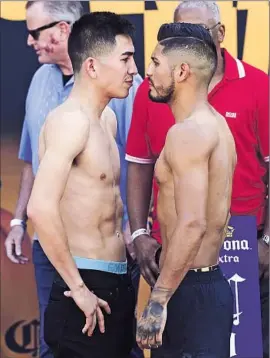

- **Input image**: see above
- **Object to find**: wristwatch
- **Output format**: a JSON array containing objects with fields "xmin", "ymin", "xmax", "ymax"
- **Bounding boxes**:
[{"xmin": 262, "ymin": 234, "xmax": 270, "ymax": 246}]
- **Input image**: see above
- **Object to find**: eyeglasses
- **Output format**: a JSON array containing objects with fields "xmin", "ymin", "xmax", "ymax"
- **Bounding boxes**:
[
  {"xmin": 28, "ymin": 21, "xmax": 70, "ymax": 40},
  {"xmin": 200, "ymin": 22, "xmax": 221, "ymax": 32}
]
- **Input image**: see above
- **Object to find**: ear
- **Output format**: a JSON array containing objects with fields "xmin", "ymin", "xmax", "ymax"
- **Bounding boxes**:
[
  {"xmin": 176, "ymin": 63, "xmax": 190, "ymax": 83},
  {"xmin": 83, "ymin": 57, "xmax": 98, "ymax": 79},
  {"xmin": 217, "ymin": 24, "xmax": 225, "ymax": 44},
  {"xmin": 58, "ymin": 21, "xmax": 70, "ymax": 42}
]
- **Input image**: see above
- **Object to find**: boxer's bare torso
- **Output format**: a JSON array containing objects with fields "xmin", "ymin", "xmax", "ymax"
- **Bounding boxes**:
[
  {"xmin": 39, "ymin": 100, "xmax": 125, "ymax": 263},
  {"xmin": 155, "ymin": 105, "xmax": 236, "ymax": 269}
]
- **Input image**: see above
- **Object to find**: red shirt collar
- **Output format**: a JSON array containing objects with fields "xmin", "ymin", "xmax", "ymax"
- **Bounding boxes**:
[{"xmin": 223, "ymin": 48, "xmax": 246, "ymax": 81}]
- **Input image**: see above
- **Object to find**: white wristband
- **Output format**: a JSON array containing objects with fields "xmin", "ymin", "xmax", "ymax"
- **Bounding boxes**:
[
  {"xmin": 262, "ymin": 234, "xmax": 270, "ymax": 246},
  {"xmin": 10, "ymin": 219, "xmax": 26, "ymax": 228},
  {"xmin": 131, "ymin": 228, "xmax": 149, "ymax": 242}
]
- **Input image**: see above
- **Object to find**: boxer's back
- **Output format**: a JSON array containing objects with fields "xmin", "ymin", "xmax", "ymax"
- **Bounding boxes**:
[
  {"xmin": 155, "ymin": 105, "xmax": 236, "ymax": 268},
  {"xmin": 39, "ymin": 100, "xmax": 125, "ymax": 262}
]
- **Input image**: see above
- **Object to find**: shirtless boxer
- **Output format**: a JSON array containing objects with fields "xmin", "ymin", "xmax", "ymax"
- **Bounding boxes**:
[
  {"xmin": 136, "ymin": 23, "xmax": 236, "ymax": 357},
  {"xmin": 27, "ymin": 12, "xmax": 138, "ymax": 358}
]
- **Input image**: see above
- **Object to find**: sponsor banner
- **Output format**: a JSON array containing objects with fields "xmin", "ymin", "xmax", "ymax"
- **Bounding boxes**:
[{"xmin": 220, "ymin": 215, "xmax": 263, "ymax": 358}]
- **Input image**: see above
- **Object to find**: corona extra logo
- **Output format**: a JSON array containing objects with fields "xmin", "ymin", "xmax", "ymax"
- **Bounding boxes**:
[
  {"xmin": 5, "ymin": 319, "xmax": 40, "ymax": 357},
  {"xmin": 226, "ymin": 225, "xmax": 235, "ymax": 238}
]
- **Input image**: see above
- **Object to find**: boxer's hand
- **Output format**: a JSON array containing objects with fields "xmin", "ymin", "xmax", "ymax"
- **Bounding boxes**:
[
  {"xmin": 64, "ymin": 285, "xmax": 111, "ymax": 336},
  {"xmin": 136, "ymin": 300, "xmax": 167, "ymax": 350},
  {"xmin": 258, "ymin": 238, "xmax": 269, "ymax": 279},
  {"xmin": 133, "ymin": 235, "xmax": 161, "ymax": 287},
  {"xmin": 5, "ymin": 226, "xmax": 29, "ymax": 264}
]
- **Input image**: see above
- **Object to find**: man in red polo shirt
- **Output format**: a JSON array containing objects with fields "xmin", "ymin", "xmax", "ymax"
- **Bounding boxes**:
[{"xmin": 126, "ymin": 1, "xmax": 269, "ymax": 356}]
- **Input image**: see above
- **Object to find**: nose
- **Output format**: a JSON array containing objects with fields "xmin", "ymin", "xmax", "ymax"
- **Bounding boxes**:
[
  {"xmin": 27, "ymin": 34, "xmax": 35, "ymax": 47},
  {"xmin": 146, "ymin": 62, "xmax": 153, "ymax": 78},
  {"xmin": 129, "ymin": 57, "xmax": 138, "ymax": 76}
]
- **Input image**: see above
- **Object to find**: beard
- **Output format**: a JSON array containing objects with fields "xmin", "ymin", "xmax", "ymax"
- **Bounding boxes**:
[{"xmin": 148, "ymin": 78, "xmax": 175, "ymax": 104}]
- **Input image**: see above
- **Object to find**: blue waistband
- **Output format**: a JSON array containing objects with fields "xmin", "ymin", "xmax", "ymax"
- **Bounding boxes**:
[{"xmin": 73, "ymin": 256, "xmax": 127, "ymax": 274}]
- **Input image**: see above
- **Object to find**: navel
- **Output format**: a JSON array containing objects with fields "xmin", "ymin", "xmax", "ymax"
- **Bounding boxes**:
[{"xmin": 100, "ymin": 173, "xmax": 106, "ymax": 180}]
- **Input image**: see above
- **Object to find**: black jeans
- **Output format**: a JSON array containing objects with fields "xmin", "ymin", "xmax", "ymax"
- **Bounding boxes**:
[
  {"xmin": 151, "ymin": 267, "xmax": 233, "ymax": 358},
  {"xmin": 44, "ymin": 269, "xmax": 135, "ymax": 358}
]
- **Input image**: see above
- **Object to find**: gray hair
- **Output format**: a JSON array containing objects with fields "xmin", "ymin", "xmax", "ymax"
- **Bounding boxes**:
[
  {"xmin": 26, "ymin": 1, "xmax": 84, "ymax": 24},
  {"xmin": 175, "ymin": 1, "xmax": 220, "ymax": 23}
]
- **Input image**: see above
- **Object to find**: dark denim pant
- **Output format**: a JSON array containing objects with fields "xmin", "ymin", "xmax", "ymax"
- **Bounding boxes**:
[
  {"xmin": 45, "ymin": 270, "xmax": 135, "ymax": 358},
  {"xmin": 260, "ymin": 271, "xmax": 269, "ymax": 358},
  {"xmin": 32, "ymin": 241, "xmax": 143, "ymax": 358},
  {"xmin": 151, "ymin": 267, "xmax": 234, "ymax": 358}
]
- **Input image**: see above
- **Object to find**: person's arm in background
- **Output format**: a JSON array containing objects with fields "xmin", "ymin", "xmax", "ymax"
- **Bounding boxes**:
[
  {"xmin": 256, "ymin": 71, "xmax": 269, "ymax": 278},
  {"xmin": 125, "ymin": 79, "xmax": 161, "ymax": 287},
  {"xmin": 5, "ymin": 118, "xmax": 34, "ymax": 264},
  {"xmin": 109, "ymin": 73, "xmax": 143, "ymax": 259}
]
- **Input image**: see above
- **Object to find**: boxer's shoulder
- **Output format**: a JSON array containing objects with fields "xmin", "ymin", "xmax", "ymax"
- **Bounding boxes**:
[
  {"xmin": 42, "ymin": 104, "xmax": 90, "ymax": 151},
  {"xmin": 164, "ymin": 116, "xmax": 217, "ymax": 166}
]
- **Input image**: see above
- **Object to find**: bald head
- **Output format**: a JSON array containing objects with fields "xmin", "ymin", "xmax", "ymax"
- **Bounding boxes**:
[{"xmin": 174, "ymin": 1, "xmax": 220, "ymax": 24}]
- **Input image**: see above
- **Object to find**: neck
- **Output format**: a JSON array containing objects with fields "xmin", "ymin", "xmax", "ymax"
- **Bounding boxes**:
[
  {"xmin": 213, "ymin": 47, "xmax": 225, "ymax": 79},
  {"xmin": 170, "ymin": 87, "xmax": 208, "ymax": 123},
  {"xmin": 215, "ymin": 47, "xmax": 225, "ymax": 76},
  {"xmin": 57, "ymin": 54, "xmax": 73, "ymax": 75},
  {"xmin": 70, "ymin": 76, "xmax": 110, "ymax": 119}
]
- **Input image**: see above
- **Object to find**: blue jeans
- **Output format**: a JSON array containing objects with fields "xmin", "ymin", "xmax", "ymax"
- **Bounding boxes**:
[
  {"xmin": 32, "ymin": 241, "xmax": 55, "ymax": 358},
  {"xmin": 32, "ymin": 241, "xmax": 144, "ymax": 358}
]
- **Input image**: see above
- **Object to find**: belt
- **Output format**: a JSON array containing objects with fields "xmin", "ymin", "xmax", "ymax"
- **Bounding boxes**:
[{"xmin": 190, "ymin": 264, "xmax": 219, "ymax": 273}]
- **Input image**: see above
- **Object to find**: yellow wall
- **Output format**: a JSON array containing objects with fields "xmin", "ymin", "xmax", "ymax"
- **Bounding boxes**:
[{"xmin": 1, "ymin": 1, "xmax": 269, "ymax": 72}]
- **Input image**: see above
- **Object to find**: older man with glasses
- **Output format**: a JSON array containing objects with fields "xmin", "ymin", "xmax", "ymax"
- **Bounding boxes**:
[{"xmin": 4, "ymin": 2, "xmax": 143, "ymax": 358}]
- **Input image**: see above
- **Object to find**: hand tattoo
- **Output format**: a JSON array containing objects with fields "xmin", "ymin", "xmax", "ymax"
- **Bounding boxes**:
[
  {"xmin": 137, "ymin": 300, "xmax": 164, "ymax": 342},
  {"xmin": 137, "ymin": 287, "xmax": 173, "ymax": 349}
]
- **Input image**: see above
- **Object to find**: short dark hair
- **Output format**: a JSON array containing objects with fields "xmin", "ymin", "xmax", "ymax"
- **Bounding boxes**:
[
  {"xmin": 68, "ymin": 12, "xmax": 135, "ymax": 74},
  {"xmin": 157, "ymin": 23, "xmax": 217, "ymax": 85}
]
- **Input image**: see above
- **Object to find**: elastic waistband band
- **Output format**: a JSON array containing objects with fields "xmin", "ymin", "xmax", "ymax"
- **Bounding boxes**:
[
  {"xmin": 73, "ymin": 256, "xmax": 127, "ymax": 274},
  {"xmin": 190, "ymin": 264, "xmax": 219, "ymax": 273}
]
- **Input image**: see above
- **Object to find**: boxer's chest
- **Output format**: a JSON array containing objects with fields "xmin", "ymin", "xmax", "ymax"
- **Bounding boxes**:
[{"xmin": 154, "ymin": 149, "xmax": 172, "ymax": 187}]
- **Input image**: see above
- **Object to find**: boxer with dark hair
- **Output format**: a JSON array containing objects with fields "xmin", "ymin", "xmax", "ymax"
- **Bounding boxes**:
[
  {"xmin": 136, "ymin": 23, "xmax": 236, "ymax": 358},
  {"xmin": 28, "ymin": 12, "xmax": 138, "ymax": 358}
]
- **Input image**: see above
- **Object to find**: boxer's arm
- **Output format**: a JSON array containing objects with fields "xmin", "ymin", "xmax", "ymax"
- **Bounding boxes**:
[
  {"xmin": 151, "ymin": 125, "xmax": 215, "ymax": 304},
  {"xmin": 27, "ymin": 111, "xmax": 89, "ymax": 292}
]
